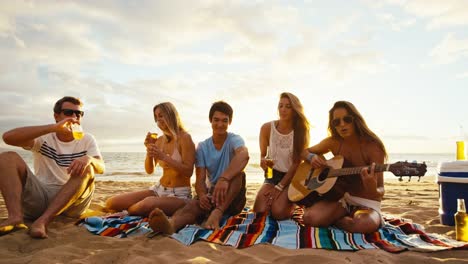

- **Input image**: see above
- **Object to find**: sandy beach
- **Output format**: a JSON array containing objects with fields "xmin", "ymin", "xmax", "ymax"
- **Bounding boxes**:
[{"xmin": 1, "ymin": 176, "xmax": 468, "ymax": 264}]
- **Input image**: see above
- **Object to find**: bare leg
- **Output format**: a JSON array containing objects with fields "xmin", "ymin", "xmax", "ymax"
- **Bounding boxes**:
[
  {"xmin": 105, "ymin": 190, "xmax": 155, "ymax": 212},
  {"xmin": 203, "ymin": 174, "xmax": 243, "ymax": 230},
  {"xmin": 29, "ymin": 166, "xmax": 95, "ymax": 238},
  {"xmin": 302, "ymin": 200, "xmax": 346, "ymax": 227},
  {"xmin": 253, "ymin": 184, "xmax": 274, "ymax": 213},
  {"xmin": 128, "ymin": 196, "xmax": 187, "ymax": 216},
  {"xmin": 270, "ymin": 186, "xmax": 295, "ymax": 220},
  {"xmin": 335, "ymin": 209, "xmax": 381, "ymax": 233},
  {"xmin": 0, "ymin": 152, "xmax": 28, "ymax": 229}
]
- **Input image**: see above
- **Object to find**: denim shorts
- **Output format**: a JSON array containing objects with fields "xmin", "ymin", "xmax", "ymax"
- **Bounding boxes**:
[
  {"xmin": 263, "ymin": 169, "xmax": 286, "ymax": 185},
  {"xmin": 149, "ymin": 184, "xmax": 192, "ymax": 201}
]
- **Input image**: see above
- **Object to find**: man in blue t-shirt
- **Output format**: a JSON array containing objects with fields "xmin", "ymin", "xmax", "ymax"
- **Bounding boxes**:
[{"xmin": 149, "ymin": 101, "xmax": 249, "ymax": 234}]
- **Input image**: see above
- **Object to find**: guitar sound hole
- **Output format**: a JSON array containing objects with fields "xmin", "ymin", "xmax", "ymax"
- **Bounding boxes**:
[{"xmin": 317, "ymin": 168, "xmax": 329, "ymax": 183}]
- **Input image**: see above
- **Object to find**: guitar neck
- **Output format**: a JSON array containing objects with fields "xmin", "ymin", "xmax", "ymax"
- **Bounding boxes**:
[{"xmin": 329, "ymin": 164, "xmax": 390, "ymax": 178}]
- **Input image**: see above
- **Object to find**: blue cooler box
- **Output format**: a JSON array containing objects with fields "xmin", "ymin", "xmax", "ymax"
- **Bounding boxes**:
[{"xmin": 437, "ymin": 161, "xmax": 468, "ymax": 226}]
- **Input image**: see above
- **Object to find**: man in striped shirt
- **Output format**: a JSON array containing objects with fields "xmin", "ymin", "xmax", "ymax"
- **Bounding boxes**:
[{"xmin": 0, "ymin": 96, "xmax": 105, "ymax": 238}]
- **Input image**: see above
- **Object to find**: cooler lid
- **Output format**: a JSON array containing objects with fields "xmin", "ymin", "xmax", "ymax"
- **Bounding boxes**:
[{"xmin": 438, "ymin": 161, "xmax": 468, "ymax": 173}]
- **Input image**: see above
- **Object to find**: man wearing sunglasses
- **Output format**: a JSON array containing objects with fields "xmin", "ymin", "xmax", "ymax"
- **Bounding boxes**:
[{"xmin": 0, "ymin": 96, "xmax": 105, "ymax": 238}]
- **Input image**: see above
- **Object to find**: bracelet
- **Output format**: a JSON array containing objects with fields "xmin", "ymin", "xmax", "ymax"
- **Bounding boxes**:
[
  {"xmin": 306, "ymin": 152, "xmax": 316, "ymax": 162},
  {"xmin": 274, "ymin": 184, "xmax": 284, "ymax": 192}
]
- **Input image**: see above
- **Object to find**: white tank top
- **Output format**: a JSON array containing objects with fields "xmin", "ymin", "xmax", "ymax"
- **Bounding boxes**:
[{"xmin": 269, "ymin": 121, "xmax": 293, "ymax": 173}]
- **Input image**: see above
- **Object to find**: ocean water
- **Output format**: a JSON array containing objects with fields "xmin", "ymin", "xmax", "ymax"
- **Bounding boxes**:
[{"xmin": 13, "ymin": 151, "xmax": 455, "ymax": 184}]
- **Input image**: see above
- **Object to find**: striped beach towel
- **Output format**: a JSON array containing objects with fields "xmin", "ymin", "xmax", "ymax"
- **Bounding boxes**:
[
  {"xmin": 172, "ymin": 208, "xmax": 468, "ymax": 253},
  {"xmin": 78, "ymin": 212, "xmax": 153, "ymax": 238},
  {"xmin": 79, "ymin": 209, "xmax": 468, "ymax": 252}
]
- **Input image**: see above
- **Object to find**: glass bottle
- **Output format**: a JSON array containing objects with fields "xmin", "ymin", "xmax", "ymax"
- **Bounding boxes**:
[
  {"xmin": 455, "ymin": 198, "xmax": 468, "ymax": 242},
  {"xmin": 264, "ymin": 146, "xmax": 274, "ymax": 179},
  {"xmin": 456, "ymin": 125, "xmax": 466, "ymax": 160}
]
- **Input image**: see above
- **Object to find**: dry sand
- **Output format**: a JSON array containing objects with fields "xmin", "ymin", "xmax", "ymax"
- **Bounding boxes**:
[{"xmin": 1, "ymin": 176, "xmax": 468, "ymax": 264}]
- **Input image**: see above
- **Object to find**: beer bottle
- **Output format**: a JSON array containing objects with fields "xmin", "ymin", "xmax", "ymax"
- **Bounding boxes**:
[
  {"xmin": 455, "ymin": 198, "xmax": 468, "ymax": 242},
  {"xmin": 264, "ymin": 146, "xmax": 274, "ymax": 179}
]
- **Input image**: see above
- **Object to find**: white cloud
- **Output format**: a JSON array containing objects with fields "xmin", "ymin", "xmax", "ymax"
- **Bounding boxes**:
[
  {"xmin": 383, "ymin": 0, "xmax": 468, "ymax": 29},
  {"xmin": 430, "ymin": 33, "xmax": 468, "ymax": 64},
  {"xmin": 376, "ymin": 13, "xmax": 416, "ymax": 31},
  {"xmin": 1, "ymin": 0, "xmax": 466, "ymax": 154},
  {"xmin": 456, "ymin": 71, "xmax": 468, "ymax": 79}
]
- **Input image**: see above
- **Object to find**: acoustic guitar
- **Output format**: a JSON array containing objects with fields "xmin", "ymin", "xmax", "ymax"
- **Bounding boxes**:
[{"xmin": 288, "ymin": 155, "xmax": 427, "ymax": 204}]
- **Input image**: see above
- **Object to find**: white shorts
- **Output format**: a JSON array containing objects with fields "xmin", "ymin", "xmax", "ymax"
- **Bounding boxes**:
[
  {"xmin": 149, "ymin": 184, "xmax": 192, "ymax": 201},
  {"xmin": 339, "ymin": 192, "xmax": 384, "ymax": 226}
]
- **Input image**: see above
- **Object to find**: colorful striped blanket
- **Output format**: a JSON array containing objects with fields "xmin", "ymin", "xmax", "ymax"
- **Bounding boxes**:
[
  {"xmin": 78, "ymin": 212, "xmax": 153, "ymax": 238},
  {"xmin": 78, "ymin": 209, "xmax": 468, "ymax": 253}
]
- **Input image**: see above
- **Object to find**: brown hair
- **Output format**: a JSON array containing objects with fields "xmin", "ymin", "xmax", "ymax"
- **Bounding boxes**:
[
  {"xmin": 328, "ymin": 101, "xmax": 387, "ymax": 159},
  {"xmin": 209, "ymin": 101, "xmax": 233, "ymax": 123},
  {"xmin": 53, "ymin": 96, "xmax": 83, "ymax": 113}
]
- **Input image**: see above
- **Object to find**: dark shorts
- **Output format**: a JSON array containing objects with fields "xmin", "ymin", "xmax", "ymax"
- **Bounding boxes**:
[
  {"xmin": 263, "ymin": 169, "xmax": 286, "ymax": 185},
  {"xmin": 225, "ymin": 172, "xmax": 246, "ymax": 216},
  {"xmin": 202, "ymin": 172, "xmax": 247, "ymax": 216}
]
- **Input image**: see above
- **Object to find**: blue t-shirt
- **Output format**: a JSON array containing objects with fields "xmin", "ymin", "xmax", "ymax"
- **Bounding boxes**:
[{"xmin": 195, "ymin": 132, "xmax": 245, "ymax": 185}]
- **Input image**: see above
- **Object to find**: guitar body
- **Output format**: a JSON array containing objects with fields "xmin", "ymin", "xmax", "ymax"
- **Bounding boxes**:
[{"xmin": 288, "ymin": 155, "xmax": 344, "ymax": 203}]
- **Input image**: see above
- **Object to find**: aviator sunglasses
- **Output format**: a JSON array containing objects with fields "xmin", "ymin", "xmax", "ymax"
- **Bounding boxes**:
[
  {"xmin": 331, "ymin": 115, "xmax": 354, "ymax": 127},
  {"xmin": 61, "ymin": 109, "xmax": 84, "ymax": 117}
]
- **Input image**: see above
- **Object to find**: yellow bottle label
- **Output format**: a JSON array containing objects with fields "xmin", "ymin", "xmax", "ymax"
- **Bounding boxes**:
[
  {"xmin": 455, "ymin": 212, "xmax": 468, "ymax": 242},
  {"xmin": 265, "ymin": 159, "xmax": 274, "ymax": 179},
  {"xmin": 267, "ymin": 166, "xmax": 273, "ymax": 179},
  {"xmin": 456, "ymin": 141, "xmax": 466, "ymax": 160}
]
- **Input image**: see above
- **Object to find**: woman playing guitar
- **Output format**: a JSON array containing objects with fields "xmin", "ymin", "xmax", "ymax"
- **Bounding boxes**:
[{"xmin": 301, "ymin": 101, "xmax": 387, "ymax": 234}]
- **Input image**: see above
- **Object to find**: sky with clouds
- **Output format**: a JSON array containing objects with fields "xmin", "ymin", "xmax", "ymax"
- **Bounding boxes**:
[{"xmin": 1, "ymin": 0, "xmax": 467, "ymax": 155}]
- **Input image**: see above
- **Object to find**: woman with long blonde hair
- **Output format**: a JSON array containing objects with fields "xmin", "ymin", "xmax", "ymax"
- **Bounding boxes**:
[{"xmin": 105, "ymin": 102, "xmax": 195, "ymax": 216}]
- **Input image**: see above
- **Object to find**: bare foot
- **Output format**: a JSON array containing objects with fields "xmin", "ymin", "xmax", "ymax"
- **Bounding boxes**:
[
  {"xmin": 29, "ymin": 221, "xmax": 48, "ymax": 239},
  {"xmin": 203, "ymin": 208, "xmax": 223, "ymax": 230},
  {"xmin": 148, "ymin": 208, "xmax": 175, "ymax": 235}
]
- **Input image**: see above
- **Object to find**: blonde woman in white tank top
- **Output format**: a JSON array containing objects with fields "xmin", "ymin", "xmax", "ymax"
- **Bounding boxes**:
[
  {"xmin": 105, "ymin": 102, "xmax": 195, "ymax": 217},
  {"xmin": 253, "ymin": 92, "xmax": 310, "ymax": 220}
]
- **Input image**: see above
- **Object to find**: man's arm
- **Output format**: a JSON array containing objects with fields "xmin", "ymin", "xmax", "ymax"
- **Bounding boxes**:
[
  {"xmin": 218, "ymin": 146, "xmax": 249, "ymax": 181},
  {"xmin": 194, "ymin": 167, "xmax": 211, "ymax": 211},
  {"xmin": 212, "ymin": 146, "xmax": 249, "ymax": 207},
  {"xmin": 2, "ymin": 119, "xmax": 72, "ymax": 149}
]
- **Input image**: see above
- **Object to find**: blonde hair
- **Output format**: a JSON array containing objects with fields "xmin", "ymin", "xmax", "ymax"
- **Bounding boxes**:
[
  {"xmin": 153, "ymin": 102, "xmax": 186, "ymax": 140},
  {"xmin": 279, "ymin": 92, "xmax": 310, "ymax": 162}
]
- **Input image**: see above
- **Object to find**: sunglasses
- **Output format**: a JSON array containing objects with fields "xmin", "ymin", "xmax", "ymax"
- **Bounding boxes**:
[
  {"xmin": 331, "ymin": 115, "xmax": 354, "ymax": 127},
  {"xmin": 61, "ymin": 109, "xmax": 84, "ymax": 117}
]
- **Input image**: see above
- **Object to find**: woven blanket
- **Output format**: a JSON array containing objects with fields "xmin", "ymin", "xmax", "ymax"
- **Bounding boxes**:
[
  {"xmin": 79, "ymin": 210, "xmax": 468, "ymax": 252},
  {"xmin": 77, "ymin": 212, "xmax": 153, "ymax": 238}
]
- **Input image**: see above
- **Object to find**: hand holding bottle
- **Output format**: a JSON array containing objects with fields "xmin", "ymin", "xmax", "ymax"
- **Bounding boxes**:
[{"xmin": 144, "ymin": 132, "xmax": 158, "ymax": 147}]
